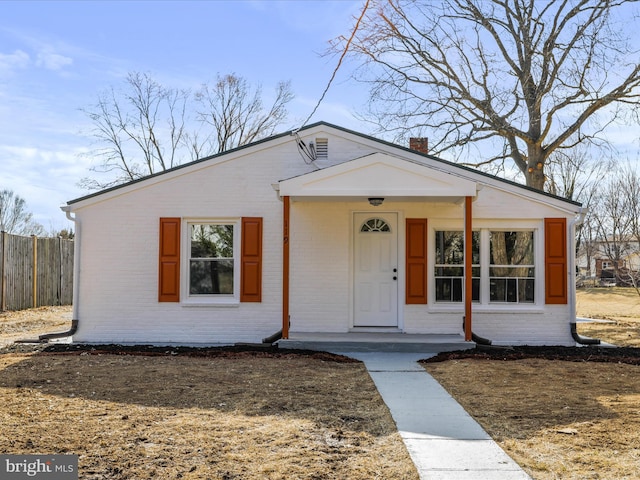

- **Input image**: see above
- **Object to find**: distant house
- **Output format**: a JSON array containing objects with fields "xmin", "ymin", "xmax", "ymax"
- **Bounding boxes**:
[
  {"xmin": 63, "ymin": 122, "xmax": 584, "ymax": 346},
  {"xmin": 595, "ymin": 258, "xmax": 625, "ymax": 281},
  {"xmin": 579, "ymin": 238, "xmax": 640, "ymax": 286}
]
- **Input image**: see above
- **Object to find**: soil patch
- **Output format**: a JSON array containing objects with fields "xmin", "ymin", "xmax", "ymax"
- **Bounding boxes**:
[
  {"xmin": 423, "ymin": 344, "xmax": 640, "ymax": 365},
  {"xmin": 38, "ymin": 342, "xmax": 361, "ymax": 362}
]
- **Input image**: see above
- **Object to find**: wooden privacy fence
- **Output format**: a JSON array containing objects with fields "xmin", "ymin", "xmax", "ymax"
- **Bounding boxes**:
[{"xmin": 0, "ymin": 232, "xmax": 74, "ymax": 311}]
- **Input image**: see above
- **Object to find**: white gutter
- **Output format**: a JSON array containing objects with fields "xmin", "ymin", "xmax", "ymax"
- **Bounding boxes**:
[
  {"xmin": 39, "ymin": 206, "xmax": 80, "ymax": 342},
  {"xmin": 568, "ymin": 207, "xmax": 586, "ymax": 322},
  {"xmin": 64, "ymin": 207, "xmax": 80, "ymax": 322},
  {"xmin": 567, "ymin": 207, "xmax": 600, "ymax": 345}
]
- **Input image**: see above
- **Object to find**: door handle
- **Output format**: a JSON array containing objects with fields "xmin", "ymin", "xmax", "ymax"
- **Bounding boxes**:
[{"xmin": 393, "ymin": 276, "xmax": 397, "ymax": 281}]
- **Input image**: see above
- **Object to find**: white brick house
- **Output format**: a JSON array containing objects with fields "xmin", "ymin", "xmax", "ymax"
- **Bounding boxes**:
[{"xmin": 63, "ymin": 122, "xmax": 584, "ymax": 346}]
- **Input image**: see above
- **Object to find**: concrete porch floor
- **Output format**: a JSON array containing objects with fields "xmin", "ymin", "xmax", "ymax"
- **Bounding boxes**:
[{"xmin": 278, "ymin": 332, "xmax": 475, "ymax": 353}]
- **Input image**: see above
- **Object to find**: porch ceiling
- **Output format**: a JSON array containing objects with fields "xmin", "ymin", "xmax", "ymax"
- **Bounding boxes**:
[{"xmin": 278, "ymin": 152, "xmax": 477, "ymax": 202}]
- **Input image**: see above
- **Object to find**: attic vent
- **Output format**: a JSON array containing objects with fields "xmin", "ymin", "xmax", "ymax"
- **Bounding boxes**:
[{"xmin": 315, "ymin": 138, "xmax": 328, "ymax": 159}]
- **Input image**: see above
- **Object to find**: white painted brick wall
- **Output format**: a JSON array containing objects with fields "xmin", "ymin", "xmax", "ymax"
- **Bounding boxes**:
[
  {"xmin": 71, "ymin": 127, "xmax": 577, "ymax": 346},
  {"xmin": 289, "ymin": 202, "xmax": 352, "ymax": 332}
]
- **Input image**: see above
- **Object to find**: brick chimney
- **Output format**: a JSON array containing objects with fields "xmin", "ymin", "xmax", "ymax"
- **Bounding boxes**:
[{"xmin": 409, "ymin": 137, "xmax": 429, "ymax": 154}]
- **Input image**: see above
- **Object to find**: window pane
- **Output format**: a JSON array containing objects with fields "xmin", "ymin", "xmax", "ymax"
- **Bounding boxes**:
[
  {"xmin": 435, "ymin": 278, "xmax": 452, "ymax": 302},
  {"xmin": 490, "ymin": 267, "xmax": 535, "ymax": 278},
  {"xmin": 519, "ymin": 279, "xmax": 535, "ymax": 303},
  {"xmin": 506, "ymin": 278, "xmax": 517, "ymax": 302},
  {"xmin": 452, "ymin": 278, "xmax": 463, "ymax": 302},
  {"xmin": 191, "ymin": 225, "xmax": 234, "ymax": 258},
  {"xmin": 434, "ymin": 230, "xmax": 480, "ymax": 302},
  {"xmin": 489, "ymin": 277, "xmax": 535, "ymax": 303},
  {"xmin": 490, "ymin": 279, "xmax": 504, "ymax": 302},
  {"xmin": 490, "ymin": 231, "xmax": 534, "ymax": 265},
  {"xmin": 434, "ymin": 266, "xmax": 464, "ymax": 277},
  {"xmin": 190, "ymin": 259, "xmax": 234, "ymax": 294},
  {"xmin": 472, "ymin": 278, "xmax": 480, "ymax": 301},
  {"xmin": 434, "ymin": 231, "xmax": 480, "ymax": 264},
  {"xmin": 435, "ymin": 231, "xmax": 464, "ymax": 264}
]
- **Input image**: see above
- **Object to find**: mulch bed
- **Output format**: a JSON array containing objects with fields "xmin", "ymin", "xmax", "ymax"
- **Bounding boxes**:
[
  {"xmin": 1, "ymin": 342, "xmax": 360, "ymax": 362},
  {"xmin": 4, "ymin": 341, "xmax": 640, "ymax": 365},
  {"xmin": 422, "ymin": 345, "xmax": 640, "ymax": 365}
]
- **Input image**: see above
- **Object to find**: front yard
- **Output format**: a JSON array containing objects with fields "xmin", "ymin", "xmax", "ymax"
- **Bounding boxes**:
[
  {"xmin": 0, "ymin": 287, "xmax": 639, "ymax": 479},
  {"xmin": 0, "ymin": 347, "xmax": 417, "ymax": 479}
]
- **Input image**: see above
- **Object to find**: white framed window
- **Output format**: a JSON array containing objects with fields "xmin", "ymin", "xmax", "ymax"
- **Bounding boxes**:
[
  {"xmin": 434, "ymin": 230, "xmax": 480, "ymax": 302},
  {"xmin": 183, "ymin": 219, "xmax": 240, "ymax": 304},
  {"xmin": 431, "ymin": 226, "xmax": 538, "ymax": 306},
  {"xmin": 489, "ymin": 231, "xmax": 535, "ymax": 303}
]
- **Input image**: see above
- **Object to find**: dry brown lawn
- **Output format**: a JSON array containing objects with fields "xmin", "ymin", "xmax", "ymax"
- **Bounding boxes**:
[
  {"xmin": 0, "ymin": 306, "xmax": 71, "ymax": 345},
  {"xmin": 424, "ymin": 358, "xmax": 640, "ymax": 480},
  {"xmin": 1, "ymin": 288, "xmax": 640, "ymax": 479},
  {"xmin": 0, "ymin": 307, "xmax": 418, "ymax": 479},
  {"xmin": 576, "ymin": 287, "xmax": 640, "ymax": 347},
  {"xmin": 424, "ymin": 287, "xmax": 640, "ymax": 480},
  {"xmin": 0, "ymin": 351, "xmax": 418, "ymax": 479}
]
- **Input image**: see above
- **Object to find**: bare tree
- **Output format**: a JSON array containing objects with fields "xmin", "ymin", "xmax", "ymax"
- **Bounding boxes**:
[
  {"xmin": 82, "ymin": 72, "xmax": 294, "ymax": 190},
  {"xmin": 194, "ymin": 74, "xmax": 294, "ymax": 154},
  {"xmin": 544, "ymin": 147, "xmax": 612, "ymax": 273},
  {"xmin": 0, "ymin": 189, "xmax": 45, "ymax": 236},
  {"xmin": 591, "ymin": 171, "xmax": 634, "ymax": 286},
  {"xmin": 338, "ymin": 0, "xmax": 640, "ymax": 189},
  {"xmin": 545, "ymin": 147, "xmax": 611, "ymax": 203},
  {"xmin": 81, "ymin": 72, "xmax": 190, "ymax": 189},
  {"xmin": 578, "ymin": 210, "xmax": 599, "ymax": 279},
  {"xmin": 619, "ymin": 165, "xmax": 640, "ymax": 293}
]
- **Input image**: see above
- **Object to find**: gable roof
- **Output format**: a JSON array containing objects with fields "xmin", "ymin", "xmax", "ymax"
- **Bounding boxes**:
[
  {"xmin": 279, "ymin": 152, "xmax": 478, "ymax": 202},
  {"xmin": 66, "ymin": 121, "xmax": 582, "ymax": 210}
]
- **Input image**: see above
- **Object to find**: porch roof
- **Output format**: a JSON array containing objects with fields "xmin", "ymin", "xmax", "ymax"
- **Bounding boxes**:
[{"xmin": 278, "ymin": 152, "xmax": 478, "ymax": 202}]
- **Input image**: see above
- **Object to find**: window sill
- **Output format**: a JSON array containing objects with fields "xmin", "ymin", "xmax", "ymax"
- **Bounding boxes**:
[
  {"xmin": 473, "ymin": 304, "xmax": 545, "ymax": 314},
  {"xmin": 428, "ymin": 303, "xmax": 545, "ymax": 314},
  {"xmin": 181, "ymin": 297, "xmax": 240, "ymax": 308}
]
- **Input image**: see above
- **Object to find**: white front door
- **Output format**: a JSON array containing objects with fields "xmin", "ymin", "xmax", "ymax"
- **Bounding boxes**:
[{"xmin": 353, "ymin": 212, "xmax": 399, "ymax": 327}]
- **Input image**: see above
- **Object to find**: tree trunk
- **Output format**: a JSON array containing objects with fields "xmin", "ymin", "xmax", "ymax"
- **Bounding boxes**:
[{"xmin": 525, "ymin": 144, "xmax": 546, "ymax": 190}]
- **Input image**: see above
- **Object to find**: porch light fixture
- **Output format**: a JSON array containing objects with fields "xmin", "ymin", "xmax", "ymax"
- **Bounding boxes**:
[{"xmin": 368, "ymin": 197, "xmax": 384, "ymax": 207}]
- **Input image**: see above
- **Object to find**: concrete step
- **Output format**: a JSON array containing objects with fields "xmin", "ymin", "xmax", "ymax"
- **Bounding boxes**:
[{"xmin": 278, "ymin": 332, "xmax": 475, "ymax": 353}]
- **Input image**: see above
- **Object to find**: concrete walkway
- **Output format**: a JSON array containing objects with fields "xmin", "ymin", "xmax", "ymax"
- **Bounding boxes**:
[{"xmin": 343, "ymin": 352, "xmax": 532, "ymax": 480}]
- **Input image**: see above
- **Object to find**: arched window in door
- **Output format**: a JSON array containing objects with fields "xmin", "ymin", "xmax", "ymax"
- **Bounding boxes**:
[{"xmin": 360, "ymin": 218, "xmax": 391, "ymax": 233}]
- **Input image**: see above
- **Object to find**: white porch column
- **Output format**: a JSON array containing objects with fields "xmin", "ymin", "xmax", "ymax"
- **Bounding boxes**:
[
  {"xmin": 464, "ymin": 196, "xmax": 473, "ymax": 341},
  {"xmin": 282, "ymin": 196, "xmax": 290, "ymax": 339}
]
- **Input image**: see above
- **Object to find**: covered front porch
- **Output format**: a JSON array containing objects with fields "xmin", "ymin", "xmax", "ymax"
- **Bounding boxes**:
[
  {"xmin": 278, "ymin": 331, "xmax": 475, "ymax": 353},
  {"xmin": 277, "ymin": 152, "xmax": 479, "ymax": 345}
]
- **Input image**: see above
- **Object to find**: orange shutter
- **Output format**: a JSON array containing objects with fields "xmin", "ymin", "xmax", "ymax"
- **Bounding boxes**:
[
  {"xmin": 545, "ymin": 218, "xmax": 567, "ymax": 304},
  {"xmin": 241, "ymin": 217, "xmax": 263, "ymax": 302},
  {"xmin": 406, "ymin": 218, "xmax": 428, "ymax": 304},
  {"xmin": 158, "ymin": 218, "xmax": 181, "ymax": 302}
]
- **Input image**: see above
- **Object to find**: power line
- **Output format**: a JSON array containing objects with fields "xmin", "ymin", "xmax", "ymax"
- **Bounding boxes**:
[{"xmin": 299, "ymin": 0, "xmax": 370, "ymax": 129}]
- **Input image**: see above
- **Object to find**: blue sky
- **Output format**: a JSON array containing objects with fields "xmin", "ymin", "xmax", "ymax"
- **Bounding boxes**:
[
  {"xmin": 2, "ymin": 1, "xmax": 640, "ymax": 233},
  {"xmin": 0, "ymin": 0, "xmax": 369, "ymax": 231}
]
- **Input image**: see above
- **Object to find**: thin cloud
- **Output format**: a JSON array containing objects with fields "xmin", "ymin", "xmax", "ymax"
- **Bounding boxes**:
[
  {"xmin": 1, "ymin": 27, "xmax": 76, "ymax": 73},
  {"xmin": 36, "ymin": 51, "xmax": 72, "ymax": 71},
  {"xmin": 0, "ymin": 49, "xmax": 30, "ymax": 74}
]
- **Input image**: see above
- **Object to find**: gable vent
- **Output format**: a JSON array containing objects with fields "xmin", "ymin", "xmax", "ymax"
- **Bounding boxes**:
[{"xmin": 315, "ymin": 138, "xmax": 328, "ymax": 159}]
